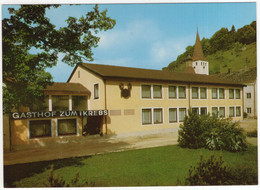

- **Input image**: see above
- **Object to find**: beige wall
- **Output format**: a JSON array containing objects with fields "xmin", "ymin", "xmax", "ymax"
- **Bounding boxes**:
[
  {"xmin": 10, "ymin": 117, "xmax": 83, "ymax": 150},
  {"xmin": 105, "ymin": 80, "xmax": 243, "ymax": 135},
  {"xmin": 69, "ymin": 66, "xmax": 105, "ymax": 110}
]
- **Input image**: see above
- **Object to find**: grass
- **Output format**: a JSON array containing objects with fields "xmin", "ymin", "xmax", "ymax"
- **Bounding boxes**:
[{"xmin": 4, "ymin": 144, "xmax": 257, "ymax": 187}]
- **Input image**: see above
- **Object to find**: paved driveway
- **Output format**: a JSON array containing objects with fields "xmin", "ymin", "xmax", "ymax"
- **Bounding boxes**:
[{"xmin": 4, "ymin": 131, "xmax": 179, "ymax": 165}]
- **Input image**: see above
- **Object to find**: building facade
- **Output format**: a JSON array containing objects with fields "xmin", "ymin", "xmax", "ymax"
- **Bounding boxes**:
[{"xmin": 4, "ymin": 32, "xmax": 246, "ymax": 151}]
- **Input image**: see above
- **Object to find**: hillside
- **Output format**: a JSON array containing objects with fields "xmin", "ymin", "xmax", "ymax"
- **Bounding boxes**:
[{"xmin": 165, "ymin": 21, "xmax": 256, "ymax": 74}]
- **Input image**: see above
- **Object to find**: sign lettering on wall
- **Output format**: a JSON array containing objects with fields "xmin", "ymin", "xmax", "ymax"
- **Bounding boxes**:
[{"xmin": 11, "ymin": 110, "xmax": 108, "ymax": 120}]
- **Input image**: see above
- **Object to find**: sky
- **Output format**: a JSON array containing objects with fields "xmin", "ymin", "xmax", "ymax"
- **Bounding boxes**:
[{"xmin": 2, "ymin": 2, "xmax": 256, "ymax": 82}]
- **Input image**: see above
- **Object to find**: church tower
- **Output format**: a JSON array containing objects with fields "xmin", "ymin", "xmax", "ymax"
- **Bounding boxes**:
[{"xmin": 191, "ymin": 31, "xmax": 209, "ymax": 75}]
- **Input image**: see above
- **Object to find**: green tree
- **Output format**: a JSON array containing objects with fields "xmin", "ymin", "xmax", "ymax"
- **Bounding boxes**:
[
  {"xmin": 3, "ymin": 5, "xmax": 116, "ymax": 113},
  {"xmin": 236, "ymin": 24, "xmax": 256, "ymax": 44}
]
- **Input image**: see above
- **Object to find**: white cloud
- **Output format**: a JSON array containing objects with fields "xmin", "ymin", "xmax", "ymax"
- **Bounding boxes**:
[
  {"xmin": 97, "ymin": 19, "xmax": 161, "ymax": 49},
  {"xmin": 150, "ymin": 35, "xmax": 194, "ymax": 67}
]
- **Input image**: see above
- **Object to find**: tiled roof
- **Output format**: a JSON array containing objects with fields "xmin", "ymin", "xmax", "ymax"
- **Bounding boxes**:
[
  {"xmin": 192, "ymin": 31, "xmax": 207, "ymax": 61},
  {"xmin": 76, "ymin": 63, "xmax": 244, "ymax": 86},
  {"xmin": 44, "ymin": 82, "xmax": 91, "ymax": 95}
]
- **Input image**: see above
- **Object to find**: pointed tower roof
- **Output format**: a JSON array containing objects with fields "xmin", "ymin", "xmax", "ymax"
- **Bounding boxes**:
[{"xmin": 192, "ymin": 31, "xmax": 207, "ymax": 61}]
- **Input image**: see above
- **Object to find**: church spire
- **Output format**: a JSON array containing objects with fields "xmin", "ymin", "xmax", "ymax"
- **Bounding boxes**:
[{"xmin": 192, "ymin": 31, "xmax": 207, "ymax": 61}]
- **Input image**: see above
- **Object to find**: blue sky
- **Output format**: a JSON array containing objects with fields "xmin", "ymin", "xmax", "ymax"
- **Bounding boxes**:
[{"xmin": 2, "ymin": 2, "xmax": 256, "ymax": 82}]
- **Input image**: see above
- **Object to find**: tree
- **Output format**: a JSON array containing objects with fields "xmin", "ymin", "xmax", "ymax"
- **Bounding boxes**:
[{"xmin": 3, "ymin": 5, "xmax": 116, "ymax": 113}]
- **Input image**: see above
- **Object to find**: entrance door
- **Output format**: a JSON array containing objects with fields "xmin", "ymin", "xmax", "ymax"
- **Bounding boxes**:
[{"xmin": 84, "ymin": 116, "xmax": 103, "ymax": 135}]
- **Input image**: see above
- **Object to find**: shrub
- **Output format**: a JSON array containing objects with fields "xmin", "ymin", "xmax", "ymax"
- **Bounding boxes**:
[
  {"xmin": 178, "ymin": 111, "xmax": 247, "ymax": 152},
  {"xmin": 185, "ymin": 153, "xmax": 258, "ymax": 185},
  {"xmin": 185, "ymin": 153, "xmax": 231, "ymax": 185},
  {"xmin": 44, "ymin": 165, "xmax": 95, "ymax": 187}
]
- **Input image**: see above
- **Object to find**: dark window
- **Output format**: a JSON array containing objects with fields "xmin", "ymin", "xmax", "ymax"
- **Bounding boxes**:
[
  {"xmin": 236, "ymin": 107, "xmax": 241, "ymax": 117},
  {"xmin": 178, "ymin": 86, "xmax": 186, "ymax": 99},
  {"xmin": 247, "ymin": 93, "xmax": 251, "ymax": 99},
  {"xmin": 179, "ymin": 108, "xmax": 186, "ymax": 122},
  {"xmin": 229, "ymin": 89, "xmax": 234, "ymax": 99},
  {"xmin": 168, "ymin": 86, "xmax": 177, "ymax": 99},
  {"xmin": 52, "ymin": 95, "xmax": 69, "ymax": 111},
  {"xmin": 29, "ymin": 96, "xmax": 49, "ymax": 112},
  {"xmin": 247, "ymin": 108, "xmax": 252, "ymax": 113},
  {"xmin": 219, "ymin": 88, "xmax": 225, "ymax": 99},
  {"xmin": 191, "ymin": 107, "xmax": 199, "ymax": 115},
  {"xmin": 169, "ymin": 108, "xmax": 177, "ymax": 123},
  {"xmin": 229, "ymin": 107, "xmax": 235, "ymax": 117},
  {"xmin": 141, "ymin": 85, "xmax": 151, "ymax": 98},
  {"xmin": 200, "ymin": 107, "xmax": 207, "ymax": 115},
  {"xmin": 29, "ymin": 120, "xmax": 51, "ymax": 138},
  {"xmin": 154, "ymin": 108, "xmax": 163, "ymax": 124},
  {"xmin": 192, "ymin": 87, "xmax": 199, "ymax": 99},
  {"xmin": 200, "ymin": 87, "xmax": 207, "ymax": 99},
  {"xmin": 219, "ymin": 107, "xmax": 225, "ymax": 118},
  {"xmin": 153, "ymin": 85, "xmax": 162, "ymax": 99},
  {"xmin": 72, "ymin": 96, "xmax": 87, "ymax": 110},
  {"xmin": 142, "ymin": 109, "xmax": 152, "ymax": 124},
  {"xmin": 57, "ymin": 119, "xmax": 77, "ymax": 136},
  {"xmin": 211, "ymin": 88, "xmax": 218, "ymax": 99},
  {"xmin": 235, "ymin": 89, "xmax": 241, "ymax": 99}
]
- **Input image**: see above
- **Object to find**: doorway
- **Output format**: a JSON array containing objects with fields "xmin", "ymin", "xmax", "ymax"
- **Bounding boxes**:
[{"xmin": 84, "ymin": 116, "xmax": 103, "ymax": 135}]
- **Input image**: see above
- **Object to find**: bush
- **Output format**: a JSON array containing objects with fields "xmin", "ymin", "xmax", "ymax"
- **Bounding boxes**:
[
  {"xmin": 178, "ymin": 111, "xmax": 247, "ymax": 152},
  {"xmin": 44, "ymin": 165, "xmax": 95, "ymax": 187},
  {"xmin": 185, "ymin": 153, "xmax": 231, "ymax": 185},
  {"xmin": 247, "ymin": 130, "xmax": 257, "ymax": 137},
  {"xmin": 185, "ymin": 153, "xmax": 258, "ymax": 185}
]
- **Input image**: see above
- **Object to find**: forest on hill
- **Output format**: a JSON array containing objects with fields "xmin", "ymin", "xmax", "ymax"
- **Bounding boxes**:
[{"xmin": 165, "ymin": 21, "xmax": 256, "ymax": 74}]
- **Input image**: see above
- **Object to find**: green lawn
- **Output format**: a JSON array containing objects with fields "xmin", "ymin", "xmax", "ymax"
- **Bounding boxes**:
[{"xmin": 4, "ymin": 143, "xmax": 258, "ymax": 187}]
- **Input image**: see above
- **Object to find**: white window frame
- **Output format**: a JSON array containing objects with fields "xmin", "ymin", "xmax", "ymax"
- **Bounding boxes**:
[
  {"xmin": 200, "ymin": 107, "xmax": 208, "ymax": 115},
  {"xmin": 141, "ymin": 108, "xmax": 153, "ymax": 125},
  {"xmin": 153, "ymin": 85, "xmax": 163, "ymax": 99},
  {"xmin": 235, "ymin": 89, "xmax": 241, "ymax": 99},
  {"xmin": 211, "ymin": 88, "xmax": 218, "ymax": 99},
  {"xmin": 246, "ymin": 93, "xmax": 252, "ymax": 99},
  {"xmin": 178, "ymin": 86, "xmax": 187, "ymax": 99},
  {"xmin": 56, "ymin": 118, "xmax": 79, "ymax": 137},
  {"xmin": 211, "ymin": 106, "xmax": 226, "ymax": 118},
  {"xmin": 93, "ymin": 83, "xmax": 99, "ymax": 100},
  {"xmin": 168, "ymin": 85, "xmax": 177, "ymax": 99},
  {"xmin": 191, "ymin": 87, "xmax": 199, "ymax": 99},
  {"xmin": 178, "ymin": 107, "xmax": 187, "ymax": 122},
  {"xmin": 228, "ymin": 105, "xmax": 243, "ymax": 118},
  {"xmin": 153, "ymin": 107, "xmax": 164, "ymax": 125},
  {"xmin": 141, "ymin": 84, "xmax": 163, "ymax": 99},
  {"xmin": 168, "ymin": 107, "xmax": 178, "ymax": 124},
  {"xmin": 247, "ymin": 107, "xmax": 252, "ymax": 114},
  {"xmin": 200, "ymin": 87, "xmax": 207, "ymax": 99},
  {"xmin": 218, "ymin": 88, "xmax": 225, "ymax": 99},
  {"xmin": 229, "ymin": 88, "xmax": 235, "ymax": 99},
  {"xmin": 28, "ymin": 119, "xmax": 53, "ymax": 139}
]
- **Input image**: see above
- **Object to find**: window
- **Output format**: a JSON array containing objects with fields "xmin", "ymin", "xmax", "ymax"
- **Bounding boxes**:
[
  {"xmin": 179, "ymin": 108, "xmax": 186, "ymax": 122},
  {"xmin": 153, "ymin": 85, "xmax": 162, "ymax": 99},
  {"xmin": 247, "ymin": 93, "xmax": 251, "ymax": 99},
  {"xmin": 57, "ymin": 119, "xmax": 77, "ymax": 136},
  {"xmin": 211, "ymin": 88, "xmax": 218, "ymax": 99},
  {"xmin": 247, "ymin": 108, "xmax": 252, "ymax": 114},
  {"xmin": 169, "ymin": 108, "xmax": 177, "ymax": 123},
  {"xmin": 94, "ymin": 84, "xmax": 99, "ymax": 99},
  {"xmin": 52, "ymin": 95, "xmax": 69, "ymax": 111},
  {"xmin": 229, "ymin": 89, "xmax": 234, "ymax": 99},
  {"xmin": 191, "ymin": 107, "xmax": 199, "ymax": 115},
  {"xmin": 235, "ymin": 89, "xmax": 241, "ymax": 99},
  {"xmin": 154, "ymin": 108, "xmax": 163, "ymax": 124},
  {"xmin": 142, "ymin": 109, "xmax": 152, "ymax": 125},
  {"xmin": 29, "ymin": 120, "xmax": 51, "ymax": 138},
  {"xmin": 141, "ymin": 85, "xmax": 151, "ymax": 98},
  {"xmin": 192, "ymin": 87, "xmax": 199, "ymax": 99},
  {"xmin": 168, "ymin": 86, "xmax": 177, "ymax": 99},
  {"xmin": 29, "ymin": 96, "xmax": 49, "ymax": 112},
  {"xmin": 219, "ymin": 88, "xmax": 225, "ymax": 99},
  {"xmin": 200, "ymin": 87, "xmax": 207, "ymax": 99},
  {"xmin": 178, "ymin": 86, "xmax": 186, "ymax": 99},
  {"xmin": 229, "ymin": 107, "xmax": 235, "ymax": 117},
  {"xmin": 219, "ymin": 107, "xmax": 225, "ymax": 117},
  {"xmin": 236, "ymin": 106, "xmax": 241, "ymax": 117},
  {"xmin": 212, "ymin": 107, "xmax": 218, "ymax": 116},
  {"xmin": 72, "ymin": 96, "xmax": 87, "ymax": 110},
  {"xmin": 200, "ymin": 107, "xmax": 207, "ymax": 115}
]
